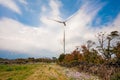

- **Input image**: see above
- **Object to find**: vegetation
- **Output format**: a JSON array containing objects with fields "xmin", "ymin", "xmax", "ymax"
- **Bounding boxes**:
[
  {"xmin": 110, "ymin": 72, "xmax": 120, "ymax": 80},
  {"xmin": 0, "ymin": 57, "xmax": 56, "ymax": 64},
  {"xmin": 0, "ymin": 64, "xmax": 39, "ymax": 80},
  {"xmin": 58, "ymin": 31, "xmax": 120, "ymax": 80}
]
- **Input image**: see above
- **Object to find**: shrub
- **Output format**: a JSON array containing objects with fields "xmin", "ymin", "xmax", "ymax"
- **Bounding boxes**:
[
  {"xmin": 110, "ymin": 72, "xmax": 120, "ymax": 80},
  {"xmin": 7, "ymin": 78, "xmax": 12, "ymax": 80},
  {"xmin": 6, "ymin": 67, "xmax": 13, "ymax": 71},
  {"xmin": 15, "ymin": 66, "xmax": 27, "ymax": 70}
]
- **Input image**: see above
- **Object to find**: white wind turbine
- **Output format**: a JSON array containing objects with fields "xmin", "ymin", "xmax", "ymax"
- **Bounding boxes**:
[{"xmin": 48, "ymin": 10, "xmax": 79, "ymax": 54}]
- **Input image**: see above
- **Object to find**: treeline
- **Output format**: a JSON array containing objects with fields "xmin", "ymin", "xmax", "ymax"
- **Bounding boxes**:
[
  {"xmin": 58, "ymin": 31, "xmax": 120, "ymax": 80},
  {"xmin": 0, "ymin": 57, "xmax": 57, "ymax": 64}
]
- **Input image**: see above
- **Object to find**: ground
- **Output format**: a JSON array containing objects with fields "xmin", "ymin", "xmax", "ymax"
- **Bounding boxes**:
[{"xmin": 0, "ymin": 63, "xmax": 101, "ymax": 80}]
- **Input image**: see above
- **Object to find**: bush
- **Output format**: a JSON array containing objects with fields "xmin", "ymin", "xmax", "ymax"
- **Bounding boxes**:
[
  {"xmin": 6, "ymin": 67, "xmax": 13, "ymax": 71},
  {"xmin": 7, "ymin": 77, "xmax": 12, "ymax": 80},
  {"xmin": 110, "ymin": 72, "xmax": 120, "ymax": 80},
  {"xmin": 15, "ymin": 66, "xmax": 27, "ymax": 70}
]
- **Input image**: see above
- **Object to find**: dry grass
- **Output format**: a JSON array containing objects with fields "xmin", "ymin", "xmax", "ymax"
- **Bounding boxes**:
[{"xmin": 25, "ymin": 63, "xmax": 69, "ymax": 80}]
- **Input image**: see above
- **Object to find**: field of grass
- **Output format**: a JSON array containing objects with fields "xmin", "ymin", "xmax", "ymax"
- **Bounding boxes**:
[
  {"xmin": 0, "ymin": 63, "xmax": 39, "ymax": 80},
  {"xmin": 0, "ymin": 63, "xmax": 101, "ymax": 80}
]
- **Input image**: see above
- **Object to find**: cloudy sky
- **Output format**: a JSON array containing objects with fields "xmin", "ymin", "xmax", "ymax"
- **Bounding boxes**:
[{"xmin": 0, "ymin": 0, "xmax": 120, "ymax": 59}]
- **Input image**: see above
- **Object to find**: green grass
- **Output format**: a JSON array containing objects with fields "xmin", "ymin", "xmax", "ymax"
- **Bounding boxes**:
[{"xmin": 0, "ymin": 64, "xmax": 39, "ymax": 80}]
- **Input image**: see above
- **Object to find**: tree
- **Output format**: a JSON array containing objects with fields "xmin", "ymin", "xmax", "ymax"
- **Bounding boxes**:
[
  {"xmin": 58, "ymin": 54, "xmax": 66, "ymax": 62},
  {"xmin": 96, "ymin": 31, "xmax": 119, "ymax": 60},
  {"xmin": 64, "ymin": 54, "xmax": 74, "ymax": 62},
  {"xmin": 106, "ymin": 31, "xmax": 119, "ymax": 59},
  {"xmin": 113, "ymin": 42, "xmax": 120, "ymax": 63},
  {"xmin": 81, "ymin": 40, "xmax": 103, "ymax": 64},
  {"xmin": 96, "ymin": 32, "xmax": 106, "ymax": 59},
  {"xmin": 87, "ymin": 40, "xmax": 95, "ymax": 51},
  {"xmin": 28, "ymin": 57, "xmax": 35, "ymax": 63},
  {"xmin": 71, "ymin": 47, "xmax": 83, "ymax": 62},
  {"xmin": 89, "ymin": 49, "xmax": 104, "ymax": 64}
]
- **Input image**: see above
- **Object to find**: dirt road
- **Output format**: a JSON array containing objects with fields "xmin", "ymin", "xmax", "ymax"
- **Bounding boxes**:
[
  {"xmin": 25, "ymin": 63, "xmax": 101, "ymax": 80},
  {"xmin": 25, "ymin": 63, "xmax": 69, "ymax": 80}
]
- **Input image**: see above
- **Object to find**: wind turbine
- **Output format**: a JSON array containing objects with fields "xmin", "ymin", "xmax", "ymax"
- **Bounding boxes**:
[
  {"xmin": 48, "ymin": 10, "xmax": 79, "ymax": 54},
  {"xmin": 49, "ymin": 19, "xmax": 66, "ymax": 54}
]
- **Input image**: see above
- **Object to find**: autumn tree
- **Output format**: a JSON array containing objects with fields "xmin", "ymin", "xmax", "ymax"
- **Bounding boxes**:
[
  {"xmin": 64, "ymin": 54, "xmax": 74, "ymax": 62},
  {"xmin": 81, "ymin": 40, "xmax": 103, "ymax": 64},
  {"xmin": 71, "ymin": 47, "xmax": 83, "ymax": 61},
  {"xmin": 89, "ymin": 49, "xmax": 104, "ymax": 64}
]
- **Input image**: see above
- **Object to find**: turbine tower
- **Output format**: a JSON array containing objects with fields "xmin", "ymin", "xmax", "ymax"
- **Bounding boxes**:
[{"xmin": 50, "ymin": 19, "xmax": 66, "ymax": 54}]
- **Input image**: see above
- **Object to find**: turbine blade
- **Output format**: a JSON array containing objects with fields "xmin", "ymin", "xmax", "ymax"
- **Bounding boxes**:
[
  {"xmin": 65, "ymin": 9, "xmax": 80, "ymax": 22},
  {"xmin": 52, "ymin": 19, "xmax": 63, "ymax": 23},
  {"xmin": 47, "ymin": 18, "xmax": 63, "ymax": 23}
]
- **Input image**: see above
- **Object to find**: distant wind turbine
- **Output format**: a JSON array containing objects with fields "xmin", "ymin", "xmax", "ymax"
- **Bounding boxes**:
[{"xmin": 48, "ymin": 10, "xmax": 79, "ymax": 54}]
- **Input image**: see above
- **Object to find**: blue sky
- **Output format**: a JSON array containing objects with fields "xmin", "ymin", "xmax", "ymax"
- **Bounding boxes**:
[{"xmin": 0, "ymin": 0, "xmax": 120, "ymax": 59}]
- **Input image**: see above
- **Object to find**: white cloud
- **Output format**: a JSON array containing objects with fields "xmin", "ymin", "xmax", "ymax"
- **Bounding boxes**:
[
  {"xmin": 49, "ymin": 0, "xmax": 62, "ymax": 18},
  {"xmin": 0, "ymin": 0, "xmax": 120, "ymax": 57},
  {"xmin": 19, "ymin": 0, "xmax": 28, "ymax": 5},
  {"xmin": 0, "ymin": 0, "xmax": 21, "ymax": 14},
  {"xmin": 41, "ymin": 5, "xmax": 47, "ymax": 12},
  {"xmin": 0, "ymin": 17, "xmax": 62, "ymax": 56},
  {"xmin": 0, "ymin": 0, "xmax": 63, "ymax": 57}
]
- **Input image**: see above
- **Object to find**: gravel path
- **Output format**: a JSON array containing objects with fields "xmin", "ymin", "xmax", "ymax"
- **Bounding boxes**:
[{"xmin": 64, "ymin": 68, "xmax": 101, "ymax": 80}]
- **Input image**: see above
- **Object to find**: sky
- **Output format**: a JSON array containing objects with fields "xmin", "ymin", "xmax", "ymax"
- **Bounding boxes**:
[{"xmin": 0, "ymin": 0, "xmax": 120, "ymax": 59}]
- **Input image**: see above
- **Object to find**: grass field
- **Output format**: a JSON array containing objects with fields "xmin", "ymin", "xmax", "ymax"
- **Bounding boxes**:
[
  {"xmin": 0, "ymin": 63, "xmax": 39, "ymax": 80},
  {"xmin": 0, "ymin": 63, "xmax": 101, "ymax": 80}
]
